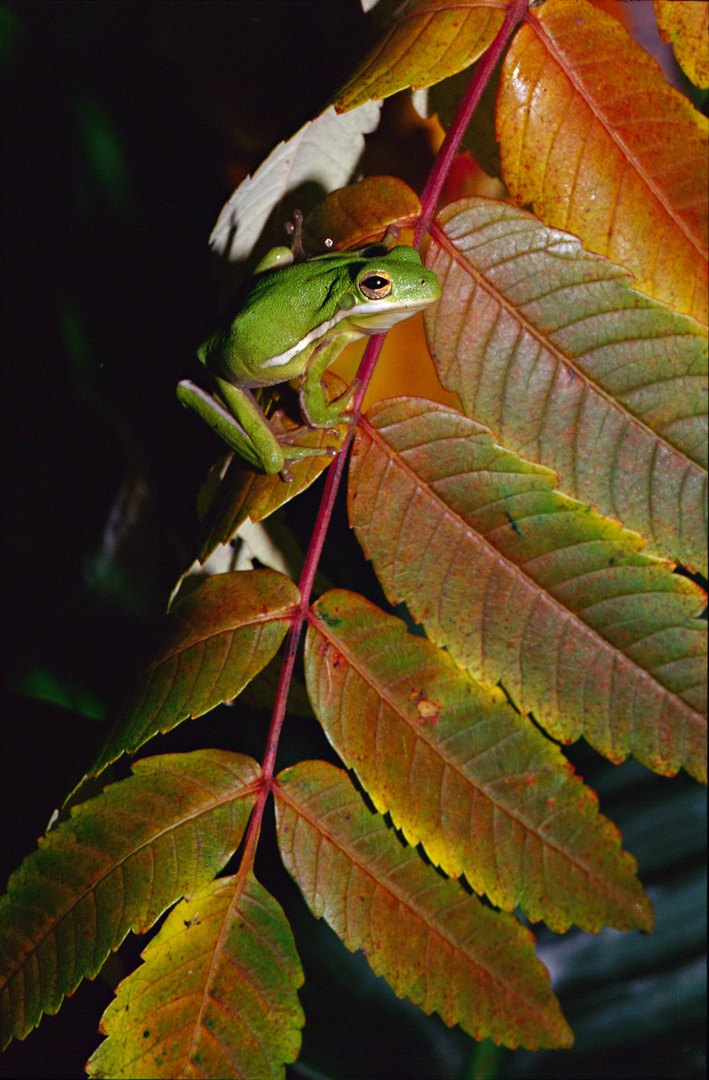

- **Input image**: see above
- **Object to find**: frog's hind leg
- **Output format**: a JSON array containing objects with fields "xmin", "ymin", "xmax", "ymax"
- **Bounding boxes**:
[
  {"xmin": 177, "ymin": 378, "xmax": 336, "ymax": 475},
  {"xmin": 216, "ymin": 378, "xmax": 337, "ymax": 471},
  {"xmin": 177, "ymin": 379, "xmax": 286, "ymax": 474}
]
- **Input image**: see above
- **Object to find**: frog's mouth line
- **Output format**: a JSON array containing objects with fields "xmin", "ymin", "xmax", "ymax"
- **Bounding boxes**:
[{"xmin": 260, "ymin": 295, "xmax": 438, "ymax": 370}]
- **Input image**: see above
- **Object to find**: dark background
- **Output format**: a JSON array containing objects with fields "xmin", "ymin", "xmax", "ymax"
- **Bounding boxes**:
[{"xmin": 2, "ymin": 2, "xmax": 706, "ymax": 1078}]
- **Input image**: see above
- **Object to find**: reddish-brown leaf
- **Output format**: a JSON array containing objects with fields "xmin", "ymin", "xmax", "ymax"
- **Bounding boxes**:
[
  {"xmin": 425, "ymin": 198, "xmax": 708, "ymax": 574},
  {"xmin": 275, "ymin": 759, "xmax": 573, "ymax": 1050},
  {"xmin": 305, "ymin": 589, "xmax": 653, "ymax": 933},
  {"xmin": 348, "ymin": 399, "xmax": 707, "ymax": 781},
  {"xmin": 303, "ymin": 176, "xmax": 422, "ymax": 253}
]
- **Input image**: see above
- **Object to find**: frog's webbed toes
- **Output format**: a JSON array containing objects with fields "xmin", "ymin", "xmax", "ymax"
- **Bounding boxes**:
[{"xmin": 300, "ymin": 378, "xmax": 359, "ymax": 428}]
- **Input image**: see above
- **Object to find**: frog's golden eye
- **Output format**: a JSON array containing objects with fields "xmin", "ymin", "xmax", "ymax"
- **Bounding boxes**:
[{"xmin": 358, "ymin": 270, "xmax": 393, "ymax": 300}]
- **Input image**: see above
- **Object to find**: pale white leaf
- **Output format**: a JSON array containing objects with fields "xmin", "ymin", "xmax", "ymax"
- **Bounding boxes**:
[{"xmin": 209, "ymin": 102, "xmax": 382, "ymax": 267}]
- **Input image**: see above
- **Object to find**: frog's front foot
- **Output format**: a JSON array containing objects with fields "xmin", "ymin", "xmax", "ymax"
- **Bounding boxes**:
[{"xmin": 300, "ymin": 378, "xmax": 360, "ymax": 429}]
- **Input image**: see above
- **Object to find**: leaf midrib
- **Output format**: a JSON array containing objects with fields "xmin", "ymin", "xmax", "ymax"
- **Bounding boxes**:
[
  {"xmin": 309, "ymin": 606, "xmax": 632, "ymax": 910},
  {"xmin": 361, "ymin": 410, "xmax": 702, "ymax": 732},
  {"xmin": 433, "ymin": 222, "xmax": 707, "ymax": 479},
  {"xmin": 143, "ymin": 607, "xmax": 297, "ymax": 675},
  {"xmin": 0, "ymin": 773, "xmax": 259, "ymax": 998},
  {"xmin": 529, "ymin": 5, "xmax": 708, "ymax": 263}
]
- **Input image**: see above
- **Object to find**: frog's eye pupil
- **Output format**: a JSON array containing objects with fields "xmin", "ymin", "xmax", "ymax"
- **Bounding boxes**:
[{"xmin": 359, "ymin": 271, "xmax": 393, "ymax": 300}]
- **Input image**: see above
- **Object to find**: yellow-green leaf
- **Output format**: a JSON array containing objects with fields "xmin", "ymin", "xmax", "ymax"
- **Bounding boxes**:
[
  {"xmin": 654, "ymin": 0, "xmax": 709, "ymax": 89},
  {"xmin": 497, "ymin": 0, "xmax": 709, "ymax": 323},
  {"xmin": 0, "ymin": 750, "xmax": 259, "ymax": 1049},
  {"xmin": 425, "ymin": 198, "xmax": 708, "ymax": 574},
  {"xmin": 335, "ymin": 0, "xmax": 505, "ymax": 112},
  {"xmin": 306, "ymin": 589, "xmax": 652, "ymax": 934},
  {"xmin": 90, "ymin": 569, "xmax": 299, "ymax": 775},
  {"xmin": 87, "ymin": 873, "xmax": 304, "ymax": 1080},
  {"xmin": 275, "ymin": 759, "xmax": 573, "ymax": 1050},
  {"xmin": 348, "ymin": 399, "xmax": 707, "ymax": 782}
]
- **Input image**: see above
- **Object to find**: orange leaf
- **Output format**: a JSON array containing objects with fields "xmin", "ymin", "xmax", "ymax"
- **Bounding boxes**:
[
  {"xmin": 0, "ymin": 750, "xmax": 259, "ymax": 1049},
  {"xmin": 275, "ymin": 759, "xmax": 573, "ymax": 1050},
  {"xmin": 306, "ymin": 589, "xmax": 652, "ymax": 933},
  {"xmin": 348, "ymin": 398, "xmax": 707, "ymax": 781},
  {"xmin": 497, "ymin": 0, "xmax": 708, "ymax": 323},
  {"xmin": 303, "ymin": 176, "xmax": 422, "ymax": 252}
]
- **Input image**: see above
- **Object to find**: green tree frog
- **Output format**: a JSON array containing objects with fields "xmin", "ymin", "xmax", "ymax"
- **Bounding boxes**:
[{"xmin": 177, "ymin": 244, "xmax": 441, "ymax": 476}]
